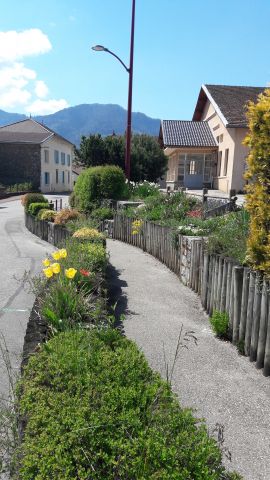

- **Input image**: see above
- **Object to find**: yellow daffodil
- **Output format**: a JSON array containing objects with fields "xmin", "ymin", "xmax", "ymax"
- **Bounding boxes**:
[
  {"xmin": 59, "ymin": 248, "xmax": 67, "ymax": 259},
  {"xmin": 52, "ymin": 251, "xmax": 61, "ymax": 261},
  {"xmin": 65, "ymin": 268, "xmax": 77, "ymax": 279},
  {"xmin": 42, "ymin": 258, "xmax": 51, "ymax": 267},
  {"xmin": 43, "ymin": 267, "xmax": 54, "ymax": 278},
  {"xmin": 51, "ymin": 263, "xmax": 61, "ymax": 274}
]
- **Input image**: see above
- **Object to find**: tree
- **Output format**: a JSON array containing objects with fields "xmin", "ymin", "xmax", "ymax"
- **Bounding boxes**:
[
  {"xmin": 74, "ymin": 134, "xmax": 106, "ymax": 167},
  {"xmin": 75, "ymin": 133, "xmax": 167, "ymax": 182},
  {"xmin": 244, "ymin": 88, "xmax": 270, "ymax": 274}
]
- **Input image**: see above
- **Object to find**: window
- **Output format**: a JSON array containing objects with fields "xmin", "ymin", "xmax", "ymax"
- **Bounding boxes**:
[
  {"xmin": 54, "ymin": 150, "xmax": 59, "ymax": 164},
  {"xmin": 44, "ymin": 172, "xmax": 50, "ymax": 185},
  {"xmin": 44, "ymin": 149, "xmax": 49, "ymax": 163},
  {"xmin": 61, "ymin": 152, "xmax": 65, "ymax": 165},
  {"xmin": 67, "ymin": 154, "xmax": 71, "ymax": 166},
  {"xmin": 186, "ymin": 154, "xmax": 203, "ymax": 175},
  {"xmin": 62, "ymin": 171, "xmax": 65, "ymax": 183},
  {"xmin": 56, "ymin": 169, "xmax": 59, "ymax": 184},
  {"xmin": 68, "ymin": 171, "xmax": 70, "ymax": 184},
  {"xmin": 217, "ymin": 151, "xmax": 222, "ymax": 176},
  {"xmin": 223, "ymin": 149, "xmax": 229, "ymax": 176}
]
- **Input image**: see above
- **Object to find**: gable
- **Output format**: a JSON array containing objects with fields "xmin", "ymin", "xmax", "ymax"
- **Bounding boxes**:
[
  {"xmin": 0, "ymin": 118, "xmax": 51, "ymax": 134},
  {"xmin": 193, "ymin": 85, "xmax": 266, "ymax": 127}
]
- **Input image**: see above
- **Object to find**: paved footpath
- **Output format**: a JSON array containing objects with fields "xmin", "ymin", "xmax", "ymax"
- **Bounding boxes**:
[
  {"xmin": 107, "ymin": 239, "xmax": 270, "ymax": 480},
  {"xmin": 0, "ymin": 197, "xmax": 54, "ymax": 400}
]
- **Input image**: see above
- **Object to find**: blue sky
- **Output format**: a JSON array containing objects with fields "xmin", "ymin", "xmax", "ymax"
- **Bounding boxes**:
[{"xmin": 1, "ymin": 0, "xmax": 270, "ymax": 120}]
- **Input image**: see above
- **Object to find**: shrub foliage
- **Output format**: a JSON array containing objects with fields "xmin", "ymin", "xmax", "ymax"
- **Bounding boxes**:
[
  {"xmin": 22, "ymin": 193, "xmax": 48, "ymax": 211},
  {"xmin": 244, "ymin": 88, "xmax": 270, "ymax": 274},
  {"xmin": 28, "ymin": 202, "xmax": 50, "ymax": 216},
  {"xmin": 18, "ymin": 329, "xmax": 241, "ymax": 480},
  {"xmin": 74, "ymin": 165, "xmax": 126, "ymax": 212}
]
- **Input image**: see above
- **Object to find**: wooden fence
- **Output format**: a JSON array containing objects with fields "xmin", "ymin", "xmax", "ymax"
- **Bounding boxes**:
[
  {"xmin": 112, "ymin": 214, "xmax": 270, "ymax": 377},
  {"xmin": 25, "ymin": 213, "xmax": 71, "ymax": 246}
]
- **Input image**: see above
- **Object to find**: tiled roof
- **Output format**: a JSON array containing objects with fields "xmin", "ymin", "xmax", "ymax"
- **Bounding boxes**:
[
  {"xmin": 193, "ymin": 84, "xmax": 266, "ymax": 127},
  {"xmin": 0, "ymin": 131, "xmax": 53, "ymax": 144},
  {"xmin": 161, "ymin": 120, "xmax": 217, "ymax": 148}
]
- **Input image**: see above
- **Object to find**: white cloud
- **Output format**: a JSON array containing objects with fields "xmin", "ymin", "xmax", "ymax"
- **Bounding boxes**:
[
  {"xmin": 0, "ymin": 28, "xmax": 68, "ymax": 115},
  {"xmin": 0, "ymin": 87, "xmax": 31, "ymax": 108},
  {"xmin": 25, "ymin": 98, "xmax": 69, "ymax": 115},
  {"xmin": 35, "ymin": 80, "xmax": 49, "ymax": 98},
  {"xmin": 0, "ymin": 29, "xmax": 51, "ymax": 63}
]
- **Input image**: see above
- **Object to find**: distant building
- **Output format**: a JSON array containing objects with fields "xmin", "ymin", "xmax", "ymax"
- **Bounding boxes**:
[
  {"xmin": 0, "ymin": 118, "xmax": 74, "ymax": 193},
  {"xmin": 160, "ymin": 84, "xmax": 266, "ymax": 193}
]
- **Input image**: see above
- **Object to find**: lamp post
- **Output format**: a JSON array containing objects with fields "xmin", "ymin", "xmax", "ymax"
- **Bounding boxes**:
[{"xmin": 92, "ymin": 0, "xmax": 136, "ymax": 181}]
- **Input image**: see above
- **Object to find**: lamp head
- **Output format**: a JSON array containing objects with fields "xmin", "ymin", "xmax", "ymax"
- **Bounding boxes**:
[{"xmin": 91, "ymin": 45, "xmax": 107, "ymax": 52}]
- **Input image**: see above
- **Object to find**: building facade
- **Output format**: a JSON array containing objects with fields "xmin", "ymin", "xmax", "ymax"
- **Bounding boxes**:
[
  {"xmin": 162, "ymin": 85, "xmax": 266, "ymax": 193},
  {"xmin": 0, "ymin": 119, "xmax": 74, "ymax": 193}
]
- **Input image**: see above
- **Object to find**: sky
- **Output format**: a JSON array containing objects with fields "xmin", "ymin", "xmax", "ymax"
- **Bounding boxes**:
[{"xmin": 1, "ymin": 0, "xmax": 270, "ymax": 120}]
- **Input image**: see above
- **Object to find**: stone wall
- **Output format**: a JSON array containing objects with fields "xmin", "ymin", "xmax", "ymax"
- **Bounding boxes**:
[{"xmin": 0, "ymin": 143, "xmax": 41, "ymax": 188}]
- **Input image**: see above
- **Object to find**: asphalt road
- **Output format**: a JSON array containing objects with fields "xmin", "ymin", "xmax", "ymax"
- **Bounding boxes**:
[
  {"xmin": 108, "ymin": 239, "xmax": 270, "ymax": 480},
  {"xmin": 0, "ymin": 196, "xmax": 54, "ymax": 399}
]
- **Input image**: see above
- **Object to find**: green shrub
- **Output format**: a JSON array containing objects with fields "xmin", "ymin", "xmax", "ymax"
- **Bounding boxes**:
[
  {"xmin": 72, "ymin": 227, "xmax": 105, "ymax": 244},
  {"xmin": 37, "ymin": 209, "xmax": 57, "ymax": 221},
  {"xmin": 63, "ymin": 238, "xmax": 108, "ymax": 274},
  {"xmin": 28, "ymin": 202, "xmax": 51, "ymax": 216},
  {"xmin": 18, "ymin": 329, "xmax": 241, "ymax": 480},
  {"xmin": 22, "ymin": 193, "xmax": 48, "ymax": 210},
  {"xmin": 65, "ymin": 216, "xmax": 98, "ymax": 234},
  {"xmin": 210, "ymin": 310, "xmax": 230, "ymax": 339},
  {"xmin": 207, "ymin": 210, "xmax": 249, "ymax": 263},
  {"xmin": 91, "ymin": 207, "xmax": 114, "ymax": 220},
  {"xmin": 74, "ymin": 165, "xmax": 126, "ymax": 212}
]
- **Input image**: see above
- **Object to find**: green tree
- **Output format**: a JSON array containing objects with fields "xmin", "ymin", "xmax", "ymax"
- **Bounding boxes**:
[
  {"xmin": 76, "ymin": 133, "xmax": 167, "ymax": 182},
  {"xmin": 244, "ymin": 88, "xmax": 270, "ymax": 274},
  {"xmin": 74, "ymin": 134, "xmax": 106, "ymax": 167}
]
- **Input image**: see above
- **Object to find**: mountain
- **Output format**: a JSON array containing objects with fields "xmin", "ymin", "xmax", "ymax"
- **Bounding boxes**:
[{"xmin": 0, "ymin": 104, "xmax": 161, "ymax": 145}]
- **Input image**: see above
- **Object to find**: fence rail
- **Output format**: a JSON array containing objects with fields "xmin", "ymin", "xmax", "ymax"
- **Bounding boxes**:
[{"xmin": 112, "ymin": 214, "xmax": 270, "ymax": 376}]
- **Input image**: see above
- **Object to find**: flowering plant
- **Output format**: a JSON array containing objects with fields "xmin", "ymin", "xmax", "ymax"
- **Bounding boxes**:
[{"xmin": 132, "ymin": 219, "xmax": 143, "ymax": 235}]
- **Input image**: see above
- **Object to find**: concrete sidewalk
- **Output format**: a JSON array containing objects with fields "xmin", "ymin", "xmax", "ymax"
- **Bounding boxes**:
[{"xmin": 107, "ymin": 239, "xmax": 270, "ymax": 480}]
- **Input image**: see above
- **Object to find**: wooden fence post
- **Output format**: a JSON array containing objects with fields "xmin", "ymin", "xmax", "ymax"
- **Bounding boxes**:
[
  {"xmin": 202, "ymin": 252, "xmax": 209, "ymax": 309},
  {"xmin": 232, "ymin": 266, "xmax": 244, "ymax": 345},
  {"xmin": 256, "ymin": 279, "xmax": 268, "ymax": 369},
  {"xmin": 250, "ymin": 274, "xmax": 262, "ymax": 362},
  {"xmin": 245, "ymin": 272, "xmax": 256, "ymax": 356},
  {"xmin": 239, "ymin": 268, "xmax": 250, "ymax": 343},
  {"xmin": 220, "ymin": 258, "xmax": 228, "ymax": 312}
]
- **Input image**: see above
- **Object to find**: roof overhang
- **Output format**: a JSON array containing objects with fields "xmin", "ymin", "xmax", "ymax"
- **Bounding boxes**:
[{"xmin": 192, "ymin": 84, "xmax": 228, "ymax": 127}]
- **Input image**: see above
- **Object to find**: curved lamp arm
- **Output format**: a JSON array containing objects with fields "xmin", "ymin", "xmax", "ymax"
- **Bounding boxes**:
[{"xmin": 92, "ymin": 45, "xmax": 130, "ymax": 73}]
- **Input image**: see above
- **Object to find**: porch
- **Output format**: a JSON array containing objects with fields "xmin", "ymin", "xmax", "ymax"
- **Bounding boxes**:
[{"xmin": 165, "ymin": 149, "xmax": 217, "ymax": 190}]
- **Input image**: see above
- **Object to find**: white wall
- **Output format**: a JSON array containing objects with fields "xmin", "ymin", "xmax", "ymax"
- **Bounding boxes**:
[{"xmin": 40, "ymin": 136, "xmax": 73, "ymax": 193}]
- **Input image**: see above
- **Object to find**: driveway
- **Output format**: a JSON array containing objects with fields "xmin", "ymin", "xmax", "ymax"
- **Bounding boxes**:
[
  {"xmin": 108, "ymin": 239, "xmax": 270, "ymax": 480},
  {"xmin": 0, "ymin": 196, "xmax": 54, "ymax": 398}
]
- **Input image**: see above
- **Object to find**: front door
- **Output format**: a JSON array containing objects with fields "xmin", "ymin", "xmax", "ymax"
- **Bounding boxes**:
[{"xmin": 184, "ymin": 154, "xmax": 204, "ymax": 189}]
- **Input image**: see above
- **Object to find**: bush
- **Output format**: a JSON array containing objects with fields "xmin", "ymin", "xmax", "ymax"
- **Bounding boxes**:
[
  {"xmin": 131, "ymin": 180, "xmax": 160, "ymax": 199},
  {"xmin": 54, "ymin": 208, "xmax": 81, "ymax": 225},
  {"xmin": 207, "ymin": 210, "xmax": 249, "ymax": 263},
  {"xmin": 65, "ymin": 216, "xmax": 98, "ymax": 234},
  {"xmin": 74, "ymin": 165, "xmax": 126, "ymax": 212},
  {"xmin": 28, "ymin": 202, "xmax": 51, "ymax": 216},
  {"xmin": 22, "ymin": 193, "xmax": 48, "ymax": 210},
  {"xmin": 91, "ymin": 207, "xmax": 114, "ymax": 221},
  {"xmin": 37, "ymin": 209, "xmax": 57, "ymax": 221},
  {"xmin": 18, "ymin": 329, "xmax": 241, "ymax": 480},
  {"xmin": 72, "ymin": 227, "xmax": 105, "ymax": 243},
  {"xmin": 210, "ymin": 310, "xmax": 230, "ymax": 339}
]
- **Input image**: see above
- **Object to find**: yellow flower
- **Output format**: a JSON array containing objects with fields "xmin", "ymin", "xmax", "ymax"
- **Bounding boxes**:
[
  {"xmin": 132, "ymin": 230, "xmax": 139, "ymax": 235},
  {"xmin": 51, "ymin": 263, "xmax": 61, "ymax": 274},
  {"xmin": 42, "ymin": 258, "xmax": 51, "ymax": 267},
  {"xmin": 65, "ymin": 268, "xmax": 77, "ymax": 279},
  {"xmin": 43, "ymin": 267, "xmax": 53, "ymax": 278},
  {"xmin": 59, "ymin": 248, "xmax": 67, "ymax": 259},
  {"xmin": 52, "ymin": 251, "xmax": 61, "ymax": 261}
]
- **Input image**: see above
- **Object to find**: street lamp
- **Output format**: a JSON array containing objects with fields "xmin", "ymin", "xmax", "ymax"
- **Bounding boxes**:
[{"xmin": 91, "ymin": 0, "xmax": 136, "ymax": 181}]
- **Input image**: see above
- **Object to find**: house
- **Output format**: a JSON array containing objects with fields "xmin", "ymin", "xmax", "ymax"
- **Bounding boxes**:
[
  {"xmin": 159, "ymin": 120, "xmax": 217, "ymax": 190},
  {"xmin": 72, "ymin": 165, "xmax": 84, "ymax": 187},
  {"xmin": 0, "ymin": 118, "xmax": 74, "ymax": 193},
  {"xmin": 161, "ymin": 84, "xmax": 266, "ymax": 193}
]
